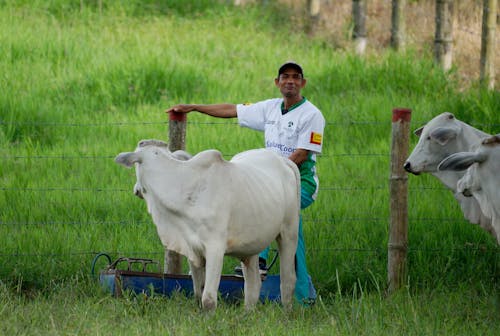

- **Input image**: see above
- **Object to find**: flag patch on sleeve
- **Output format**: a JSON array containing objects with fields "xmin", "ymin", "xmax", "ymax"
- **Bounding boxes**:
[{"xmin": 310, "ymin": 132, "xmax": 322, "ymax": 145}]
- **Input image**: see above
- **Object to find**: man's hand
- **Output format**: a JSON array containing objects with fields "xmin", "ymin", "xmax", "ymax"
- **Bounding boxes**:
[
  {"xmin": 289, "ymin": 148, "xmax": 309, "ymax": 167},
  {"xmin": 165, "ymin": 104, "xmax": 195, "ymax": 114},
  {"xmin": 165, "ymin": 103, "xmax": 237, "ymax": 118}
]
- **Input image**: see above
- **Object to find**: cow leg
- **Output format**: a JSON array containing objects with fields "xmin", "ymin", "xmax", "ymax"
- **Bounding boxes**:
[
  {"xmin": 241, "ymin": 255, "xmax": 261, "ymax": 309},
  {"xmin": 276, "ymin": 233, "xmax": 298, "ymax": 310},
  {"xmin": 188, "ymin": 260, "xmax": 205, "ymax": 306},
  {"xmin": 201, "ymin": 248, "xmax": 224, "ymax": 311},
  {"xmin": 493, "ymin": 218, "xmax": 500, "ymax": 245}
]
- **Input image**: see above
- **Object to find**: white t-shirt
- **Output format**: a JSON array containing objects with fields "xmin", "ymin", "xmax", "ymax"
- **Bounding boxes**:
[{"xmin": 236, "ymin": 98, "xmax": 325, "ymax": 199}]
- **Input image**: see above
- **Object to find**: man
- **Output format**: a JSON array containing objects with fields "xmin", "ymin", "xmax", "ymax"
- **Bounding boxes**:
[{"xmin": 165, "ymin": 61, "xmax": 325, "ymax": 304}]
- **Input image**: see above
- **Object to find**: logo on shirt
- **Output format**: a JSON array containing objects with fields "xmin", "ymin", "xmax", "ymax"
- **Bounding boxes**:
[
  {"xmin": 288, "ymin": 121, "xmax": 294, "ymax": 127},
  {"xmin": 310, "ymin": 132, "xmax": 322, "ymax": 145}
]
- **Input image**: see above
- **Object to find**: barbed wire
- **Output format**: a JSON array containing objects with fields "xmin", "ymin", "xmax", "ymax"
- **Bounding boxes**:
[
  {"xmin": 0, "ymin": 187, "xmax": 129, "ymax": 192},
  {"xmin": 1, "ymin": 153, "xmax": 389, "ymax": 160},
  {"xmin": 0, "ymin": 216, "xmax": 467, "ymax": 226},
  {"xmin": 0, "ymin": 121, "xmax": 169, "ymax": 127},
  {"xmin": 0, "ymin": 220, "xmax": 147, "ymax": 226},
  {"xmin": 2, "ymin": 120, "xmax": 499, "ymax": 128},
  {"xmin": 3, "ymin": 155, "xmax": 116, "ymax": 159},
  {"xmin": 0, "ymin": 186, "xmax": 448, "ymax": 193},
  {"xmin": 2, "ymin": 119, "xmax": 499, "ymax": 265},
  {"xmin": 0, "ymin": 244, "xmax": 498, "ymax": 259},
  {"xmin": 1, "ymin": 120, "xmax": 381, "ymax": 127}
]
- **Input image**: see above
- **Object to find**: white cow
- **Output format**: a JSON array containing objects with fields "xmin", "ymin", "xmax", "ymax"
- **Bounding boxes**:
[
  {"xmin": 115, "ymin": 140, "xmax": 300, "ymax": 311},
  {"xmin": 132, "ymin": 148, "xmax": 193, "ymax": 273},
  {"xmin": 438, "ymin": 135, "xmax": 500, "ymax": 244},
  {"xmin": 403, "ymin": 112, "xmax": 494, "ymax": 237}
]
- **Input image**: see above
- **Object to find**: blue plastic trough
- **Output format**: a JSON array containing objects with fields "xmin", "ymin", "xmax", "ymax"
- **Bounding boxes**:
[{"xmin": 96, "ymin": 256, "xmax": 282, "ymax": 303}]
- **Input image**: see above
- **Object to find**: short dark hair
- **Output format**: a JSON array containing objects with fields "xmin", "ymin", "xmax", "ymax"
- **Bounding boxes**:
[{"xmin": 278, "ymin": 61, "xmax": 303, "ymax": 77}]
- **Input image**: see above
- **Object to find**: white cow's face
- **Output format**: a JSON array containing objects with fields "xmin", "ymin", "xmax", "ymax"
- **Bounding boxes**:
[
  {"xmin": 116, "ymin": 139, "xmax": 173, "ymax": 200},
  {"xmin": 458, "ymin": 167, "xmax": 495, "ymax": 223},
  {"xmin": 473, "ymin": 138, "xmax": 500, "ymax": 219},
  {"xmin": 404, "ymin": 112, "xmax": 462, "ymax": 174},
  {"xmin": 115, "ymin": 140, "xmax": 193, "ymax": 202},
  {"xmin": 439, "ymin": 135, "xmax": 500, "ymax": 224}
]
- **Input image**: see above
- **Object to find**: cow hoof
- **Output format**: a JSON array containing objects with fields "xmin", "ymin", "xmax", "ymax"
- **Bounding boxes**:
[{"xmin": 202, "ymin": 298, "xmax": 217, "ymax": 311}]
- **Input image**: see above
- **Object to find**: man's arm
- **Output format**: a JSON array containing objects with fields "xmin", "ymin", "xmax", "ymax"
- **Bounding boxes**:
[
  {"xmin": 165, "ymin": 104, "xmax": 237, "ymax": 118},
  {"xmin": 289, "ymin": 148, "xmax": 309, "ymax": 167}
]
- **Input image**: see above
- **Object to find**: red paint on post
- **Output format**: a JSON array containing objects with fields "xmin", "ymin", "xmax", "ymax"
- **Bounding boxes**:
[
  {"xmin": 169, "ymin": 111, "xmax": 187, "ymax": 122},
  {"xmin": 392, "ymin": 108, "xmax": 412, "ymax": 122}
]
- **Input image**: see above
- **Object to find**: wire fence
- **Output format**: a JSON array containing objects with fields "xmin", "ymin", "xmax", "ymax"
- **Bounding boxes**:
[
  {"xmin": 3, "ymin": 243, "xmax": 498, "ymax": 259},
  {"xmin": 313, "ymin": 0, "xmax": 499, "ymax": 87},
  {"xmin": 2, "ymin": 119, "xmax": 500, "ymax": 261}
]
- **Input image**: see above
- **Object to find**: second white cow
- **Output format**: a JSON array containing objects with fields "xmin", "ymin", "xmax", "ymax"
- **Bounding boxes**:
[
  {"xmin": 403, "ymin": 112, "xmax": 494, "ymax": 237},
  {"xmin": 115, "ymin": 140, "xmax": 300, "ymax": 311},
  {"xmin": 438, "ymin": 135, "xmax": 500, "ymax": 244}
]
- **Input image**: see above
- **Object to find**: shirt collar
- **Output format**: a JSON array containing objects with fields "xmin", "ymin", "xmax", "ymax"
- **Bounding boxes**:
[{"xmin": 281, "ymin": 97, "xmax": 307, "ymax": 115}]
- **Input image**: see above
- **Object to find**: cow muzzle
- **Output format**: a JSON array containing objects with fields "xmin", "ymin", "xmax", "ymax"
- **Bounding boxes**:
[{"xmin": 403, "ymin": 162, "xmax": 420, "ymax": 175}]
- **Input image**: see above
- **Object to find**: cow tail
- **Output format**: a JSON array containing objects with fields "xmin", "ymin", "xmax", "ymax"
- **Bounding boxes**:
[{"xmin": 286, "ymin": 158, "xmax": 301, "ymax": 220}]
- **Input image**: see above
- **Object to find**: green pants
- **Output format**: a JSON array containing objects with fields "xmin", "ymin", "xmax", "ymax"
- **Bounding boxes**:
[{"xmin": 259, "ymin": 188, "xmax": 316, "ymax": 304}]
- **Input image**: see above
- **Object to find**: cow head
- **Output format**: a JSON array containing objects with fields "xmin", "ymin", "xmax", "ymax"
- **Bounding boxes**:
[
  {"xmin": 438, "ymin": 134, "xmax": 500, "ymax": 200},
  {"xmin": 404, "ymin": 112, "xmax": 462, "ymax": 174},
  {"xmin": 437, "ymin": 151, "xmax": 485, "ymax": 197},
  {"xmin": 115, "ymin": 140, "xmax": 192, "ymax": 199}
]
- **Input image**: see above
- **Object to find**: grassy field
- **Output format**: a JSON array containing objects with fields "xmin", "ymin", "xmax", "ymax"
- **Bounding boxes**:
[{"xmin": 1, "ymin": 1, "xmax": 499, "ymax": 334}]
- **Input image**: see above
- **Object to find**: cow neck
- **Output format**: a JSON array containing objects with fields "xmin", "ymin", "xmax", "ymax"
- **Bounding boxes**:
[
  {"xmin": 460, "ymin": 121, "xmax": 491, "ymax": 150},
  {"xmin": 432, "ymin": 170, "xmax": 466, "ymax": 191}
]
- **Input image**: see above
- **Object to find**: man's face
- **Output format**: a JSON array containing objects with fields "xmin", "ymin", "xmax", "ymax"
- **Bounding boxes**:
[{"xmin": 275, "ymin": 68, "xmax": 306, "ymax": 99}]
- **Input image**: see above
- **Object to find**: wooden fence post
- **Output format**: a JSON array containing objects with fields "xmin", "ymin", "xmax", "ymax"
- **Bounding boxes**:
[
  {"xmin": 390, "ymin": 0, "xmax": 406, "ymax": 51},
  {"xmin": 352, "ymin": 0, "xmax": 367, "ymax": 55},
  {"xmin": 388, "ymin": 108, "xmax": 411, "ymax": 294},
  {"xmin": 434, "ymin": 0, "xmax": 455, "ymax": 71},
  {"xmin": 165, "ymin": 111, "xmax": 187, "ymax": 274},
  {"xmin": 480, "ymin": 0, "xmax": 497, "ymax": 89},
  {"xmin": 306, "ymin": 0, "xmax": 321, "ymax": 34}
]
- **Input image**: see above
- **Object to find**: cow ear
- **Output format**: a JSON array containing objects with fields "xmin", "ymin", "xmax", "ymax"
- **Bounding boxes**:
[
  {"xmin": 438, "ymin": 152, "xmax": 486, "ymax": 171},
  {"xmin": 115, "ymin": 152, "xmax": 142, "ymax": 168},
  {"xmin": 414, "ymin": 126, "xmax": 424, "ymax": 137},
  {"xmin": 482, "ymin": 134, "xmax": 500, "ymax": 145},
  {"xmin": 430, "ymin": 127, "xmax": 458, "ymax": 145}
]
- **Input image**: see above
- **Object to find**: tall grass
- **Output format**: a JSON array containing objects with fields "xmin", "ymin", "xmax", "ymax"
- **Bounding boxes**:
[
  {"xmin": 1, "ymin": 277, "xmax": 498, "ymax": 335},
  {"xmin": 1, "ymin": 2, "xmax": 499, "ymax": 332}
]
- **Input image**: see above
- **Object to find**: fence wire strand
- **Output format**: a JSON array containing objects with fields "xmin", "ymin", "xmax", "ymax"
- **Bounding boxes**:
[{"xmin": 2, "ymin": 120, "xmax": 500, "ymax": 260}]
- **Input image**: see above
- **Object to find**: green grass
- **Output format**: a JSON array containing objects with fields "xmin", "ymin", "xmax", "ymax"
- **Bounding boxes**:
[
  {"xmin": 1, "ymin": 277, "xmax": 498, "ymax": 335},
  {"xmin": 1, "ymin": 1, "xmax": 500, "ymax": 334}
]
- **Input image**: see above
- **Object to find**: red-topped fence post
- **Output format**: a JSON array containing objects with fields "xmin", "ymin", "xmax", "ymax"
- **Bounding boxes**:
[
  {"xmin": 165, "ymin": 111, "xmax": 187, "ymax": 274},
  {"xmin": 388, "ymin": 108, "xmax": 411, "ymax": 294}
]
